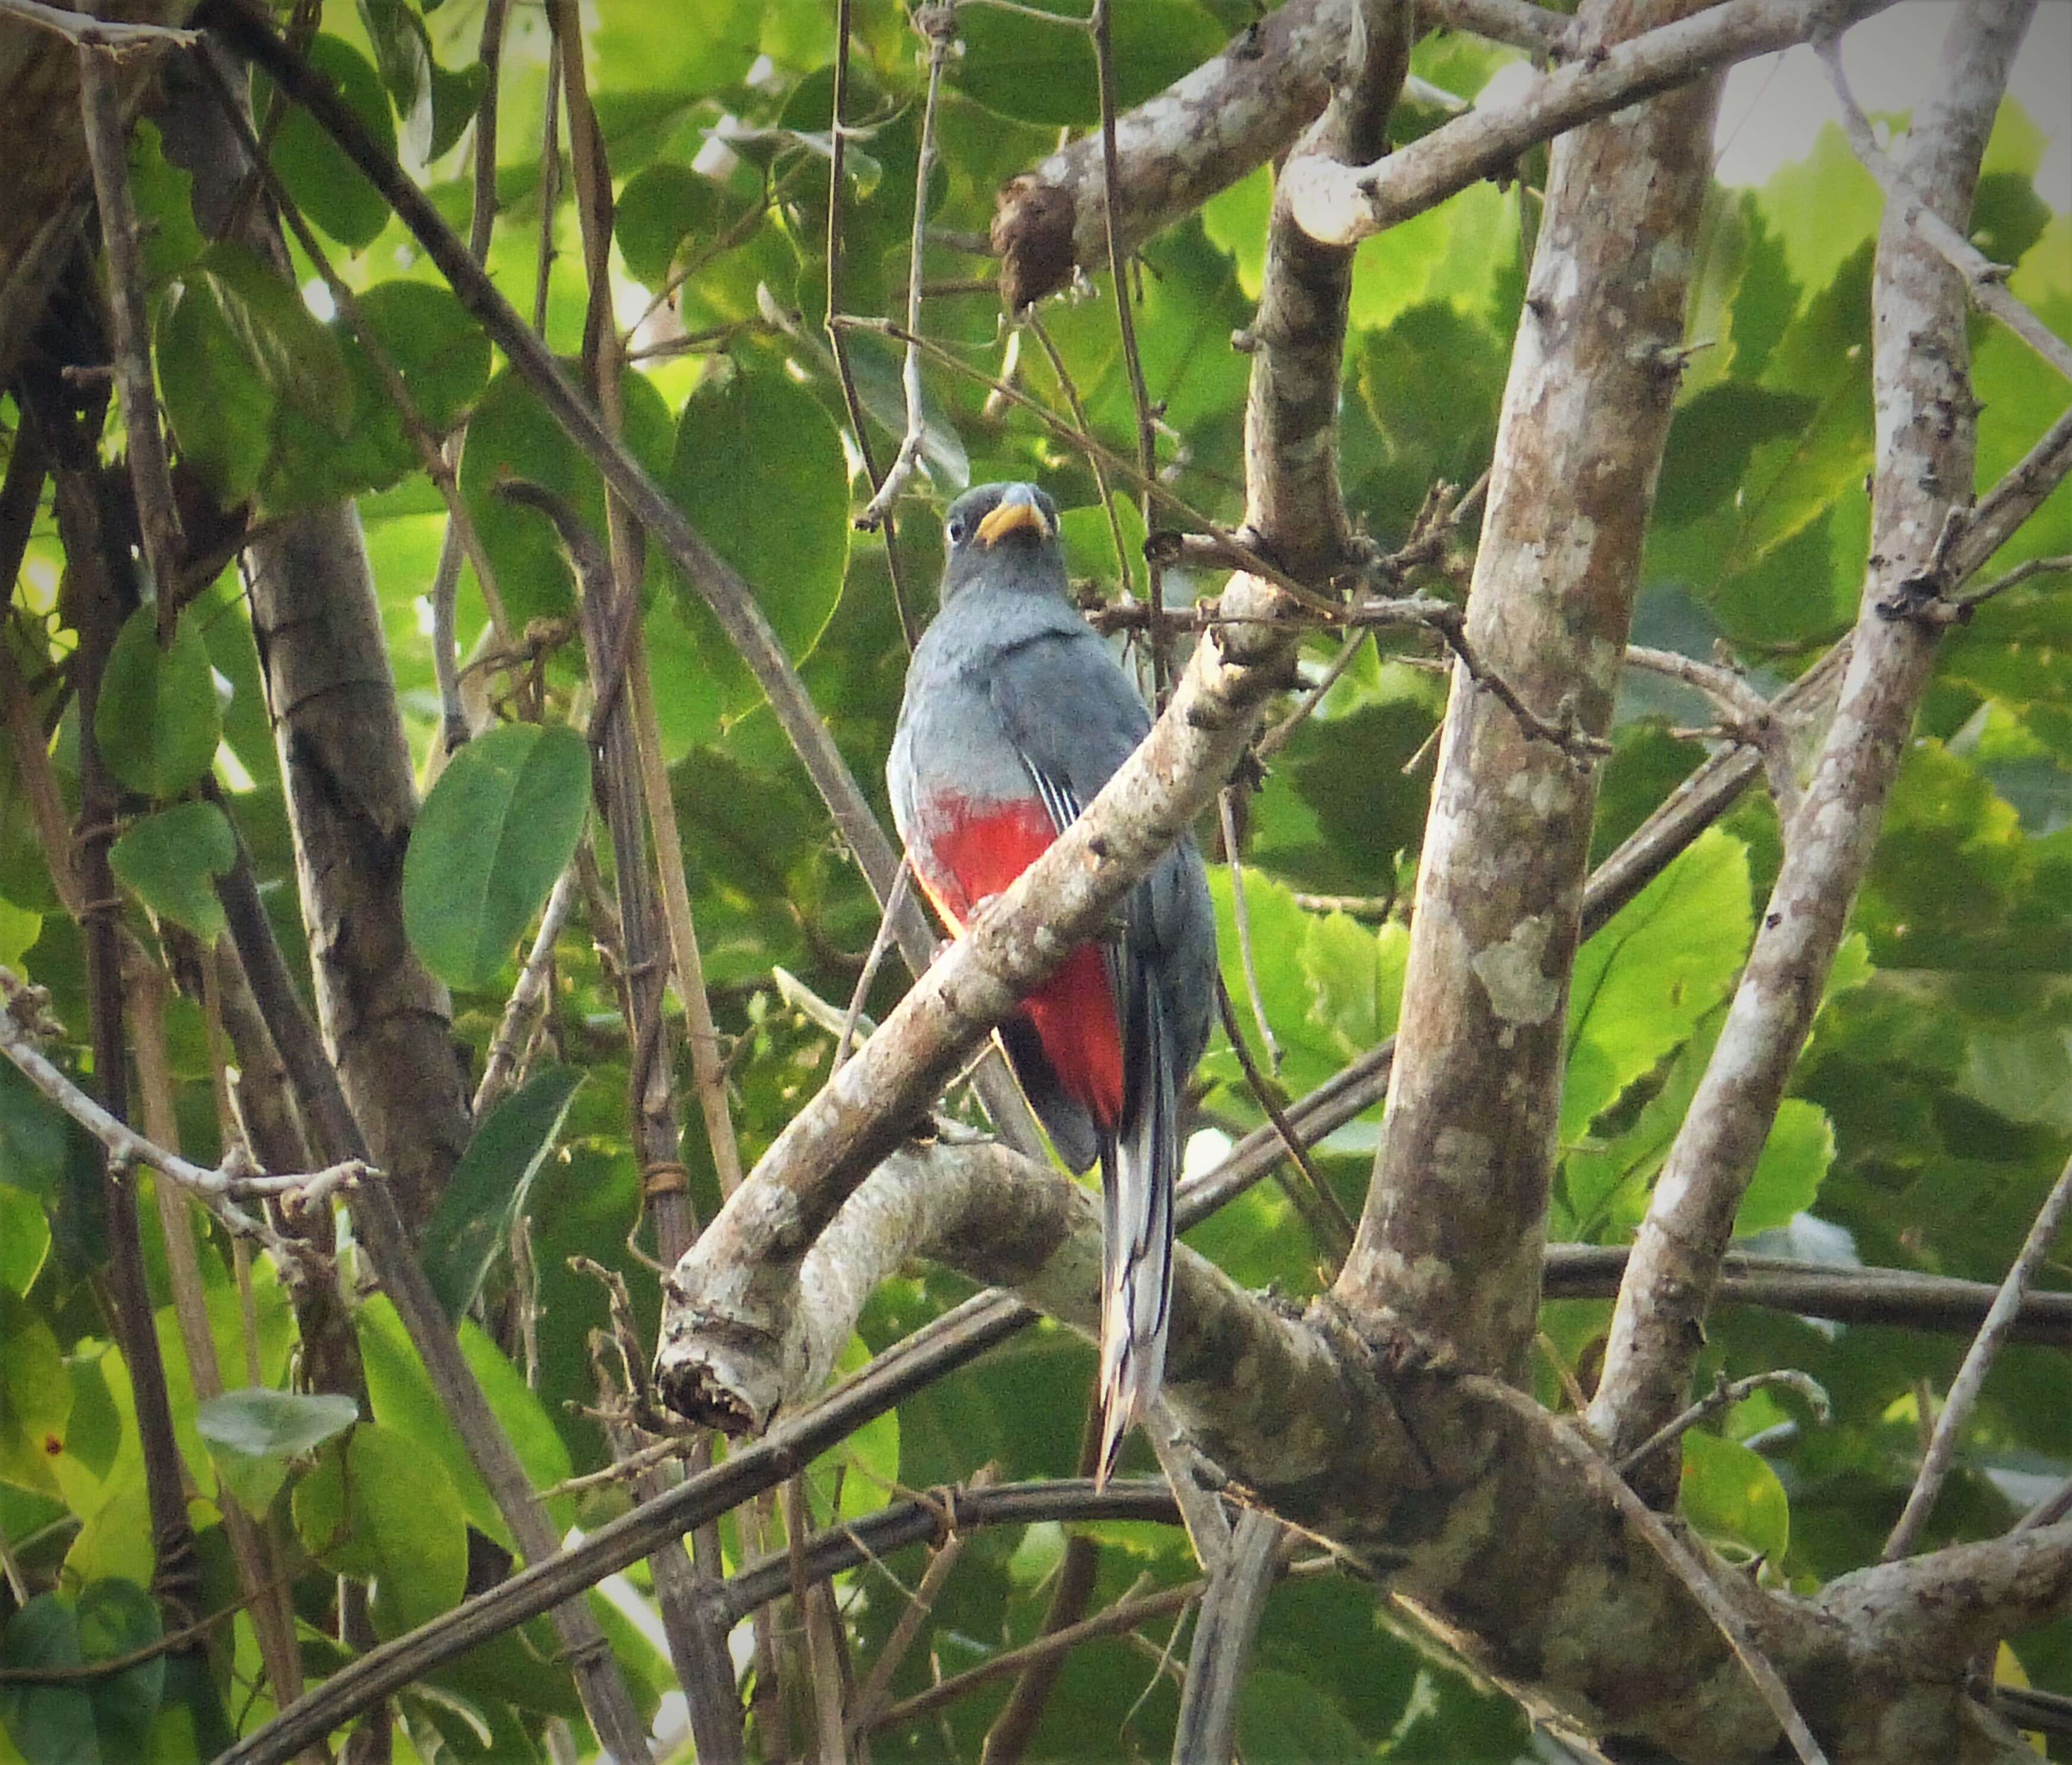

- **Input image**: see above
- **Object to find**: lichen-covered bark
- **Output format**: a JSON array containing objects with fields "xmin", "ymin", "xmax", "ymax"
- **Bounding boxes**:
[
  {"xmin": 152, "ymin": 49, "xmax": 469, "ymax": 1230},
  {"xmin": 1332, "ymin": 0, "xmax": 1719, "ymax": 1378},
  {"xmin": 1588, "ymin": 0, "xmax": 2036, "ymax": 1499}
]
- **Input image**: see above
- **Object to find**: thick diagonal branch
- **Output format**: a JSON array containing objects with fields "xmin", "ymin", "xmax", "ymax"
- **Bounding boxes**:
[
  {"xmin": 1589, "ymin": 0, "xmax": 2040, "ymax": 1499},
  {"xmin": 1332, "ymin": 0, "xmax": 1723, "ymax": 1379}
]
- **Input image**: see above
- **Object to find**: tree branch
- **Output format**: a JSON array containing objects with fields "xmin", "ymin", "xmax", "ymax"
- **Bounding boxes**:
[
  {"xmin": 1332, "ymin": 0, "xmax": 1725, "ymax": 1379},
  {"xmin": 1282, "ymin": 0, "xmax": 1896, "ymax": 249},
  {"xmin": 1589, "ymin": 0, "xmax": 2042, "ymax": 1500}
]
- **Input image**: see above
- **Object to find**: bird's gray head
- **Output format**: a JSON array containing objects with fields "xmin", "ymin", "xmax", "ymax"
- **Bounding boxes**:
[{"xmin": 939, "ymin": 482, "xmax": 1067, "ymax": 606}]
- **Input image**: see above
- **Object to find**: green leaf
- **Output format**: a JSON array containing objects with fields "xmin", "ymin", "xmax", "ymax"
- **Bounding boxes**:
[
  {"xmin": 127, "ymin": 120, "xmax": 205, "ymax": 287},
  {"xmin": 1735, "ymin": 1100, "xmax": 1835, "ymax": 1237},
  {"xmin": 615, "ymin": 162, "xmax": 738, "ymax": 289},
  {"xmin": 402, "ymin": 723, "xmax": 592, "ymax": 991},
  {"xmin": 354, "ymin": 281, "xmax": 492, "ymax": 438},
  {"xmin": 92, "ymin": 606, "xmax": 222, "ymax": 799},
  {"xmin": 0, "ymin": 1295, "xmax": 69, "ymax": 1496},
  {"xmin": 0, "ymin": 1596, "xmax": 99, "ymax": 1765},
  {"xmin": 268, "ymin": 35, "xmax": 397, "ymax": 250},
  {"xmin": 458, "ymin": 361, "xmax": 676, "ymax": 626},
  {"xmin": 356, "ymin": 1298, "xmax": 574, "ymax": 1550},
  {"xmin": 0, "ymin": 1187, "xmax": 49, "ymax": 1296},
  {"xmin": 664, "ymin": 360, "xmax": 850, "ymax": 736},
  {"xmin": 1236, "ymin": 1667, "xmax": 1372, "ymax": 1764},
  {"xmin": 1654, "ymin": 384, "xmax": 1818, "ymax": 526},
  {"xmin": 1564, "ymin": 829, "xmax": 1752, "ymax": 1137},
  {"xmin": 197, "ymin": 1389, "xmax": 360, "ymax": 1514},
  {"xmin": 0, "ymin": 1059, "xmax": 74, "ymax": 1203},
  {"xmin": 156, "ymin": 274, "xmax": 275, "ymax": 505},
  {"xmin": 1680, "ymin": 1430, "xmax": 1790, "ymax": 1563},
  {"xmin": 293, "ymin": 1421, "xmax": 469, "ymax": 1638},
  {"xmin": 421, "ymin": 1064, "xmax": 584, "ymax": 1321},
  {"xmin": 0, "ymin": 897, "xmax": 37, "ymax": 970},
  {"xmin": 108, "ymin": 802, "xmax": 237, "ymax": 939},
  {"xmin": 70, "ymin": 1581, "xmax": 163, "ymax": 1761},
  {"xmin": 951, "ymin": 0, "xmax": 1228, "ymax": 127}
]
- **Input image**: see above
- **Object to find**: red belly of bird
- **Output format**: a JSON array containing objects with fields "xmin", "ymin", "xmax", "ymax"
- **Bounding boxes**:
[{"xmin": 916, "ymin": 797, "xmax": 1124, "ymax": 1130}]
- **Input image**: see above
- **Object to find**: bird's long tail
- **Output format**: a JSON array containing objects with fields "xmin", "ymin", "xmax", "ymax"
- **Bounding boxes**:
[{"xmin": 1096, "ymin": 975, "xmax": 1178, "ymax": 1486}]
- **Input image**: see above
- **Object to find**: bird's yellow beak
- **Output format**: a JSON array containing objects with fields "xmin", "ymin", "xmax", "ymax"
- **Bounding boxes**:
[{"xmin": 976, "ymin": 495, "xmax": 1052, "ymax": 547}]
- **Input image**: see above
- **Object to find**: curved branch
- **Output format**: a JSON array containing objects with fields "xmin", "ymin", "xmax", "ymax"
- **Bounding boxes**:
[
  {"xmin": 1589, "ymin": 0, "xmax": 2041, "ymax": 1498},
  {"xmin": 1282, "ymin": 0, "xmax": 1894, "ymax": 248}
]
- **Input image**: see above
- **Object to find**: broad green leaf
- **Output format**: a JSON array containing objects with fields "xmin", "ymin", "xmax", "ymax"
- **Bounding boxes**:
[
  {"xmin": 0, "ymin": 1296, "xmax": 68, "ymax": 1495},
  {"xmin": 0, "ymin": 1596, "xmax": 99, "ymax": 1765},
  {"xmin": 108, "ymin": 802, "xmax": 237, "ymax": 939},
  {"xmin": 1236, "ymin": 1667, "xmax": 1372, "ymax": 1764},
  {"xmin": 0, "ymin": 898, "xmax": 37, "ymax": 970},
  {"xmin": 0, "ymin": 1060, "xmax": 73, "ymax": 1202},
  {"xmin": 1680, "ymin": 1430, "xmax": 1790, "ymax": 1564},
  {"xmin": 1735, "ymin": 1100, "xmax": 1835, "ymax": 1237},
  {"xmin": 952, "ymin": 0, "xmax": 1228, "ymax": 128},
  {"xmin": 402, "ymin": 723, "xmax": 591, "ymax": 991},
  {"xmin": 458, "ymin": 361, "xmax": 675, "ymax": 626},
  {"xmin": 664, "ymin": 360, "xmax": 850, "ymax": 736},
  {"xmin": 353, "ymin": 281, "xmax": 492, "ymax": 438},
  {"xmin": 357, "ymin": 1300, "xmax": 572, "ymax": 1549},
  {"xmin": 0, "ymin": 1189, "xmax": 48, "ymax": 1296},
  {"xmin": 420, "ymin": 1064, "xmax": 584, "ymax": 1321},
  {"xmin": 69, "ymin": 1581, "xmax": 162, "ymax": 1761},
  {"xmin": 1654, "ymin": 384, "xmax": 1818, "ymax": 526},
  {"xmin": 267, "ymin": 35, "xmax": 397, "ymax": 250},
  {"xmin": 156, "ymin": 274, "xmax": 275, "ymax": 505},
  {"xmin": 1564, "ymin": 829, "xmax": 1752, "ymax": 1137},
  {"xmin": 293, "ymin": 1421, "xmax": 469, "ymax": 1638},
  {"xmin": 127, "ymin": 121, "xmax": 205, "ymax": 287},
  {"xmin": 91, "ymin": 607, "xmax": 221, "ymax": 799},
  {"xmin": 615, "ymin": 162, "xmax": 741, "ymax": 289},
  {"xmin": 197, "ymin": 1388, "xmax": 360, "ymax": 1513}
]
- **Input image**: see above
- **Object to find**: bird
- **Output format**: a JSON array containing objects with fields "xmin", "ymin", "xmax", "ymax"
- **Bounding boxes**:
[{"xmin": 887, "ymin": 480, "xmax": 1217, "ymax": 1483}]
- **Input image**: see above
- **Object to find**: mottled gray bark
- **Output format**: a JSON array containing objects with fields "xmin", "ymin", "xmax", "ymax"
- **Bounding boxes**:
[
  {"xmin": 1331, "ymin": 0, "xmax": 1721, "ymax": 1378},
  {"xmin": 1588, "ymin": 0, "xmax": 2039, "ymax": 1500}
]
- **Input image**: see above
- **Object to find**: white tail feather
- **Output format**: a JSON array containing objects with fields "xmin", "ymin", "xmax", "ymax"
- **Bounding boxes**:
[{"xmin": 1095, "ymin": 988, "xmax": 1176, "ymax": 1485}]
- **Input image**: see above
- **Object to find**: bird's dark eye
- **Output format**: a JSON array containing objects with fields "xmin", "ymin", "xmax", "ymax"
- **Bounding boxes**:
[{"xmin": 945, "ymin": 513, "xmax": 970, "ymax": 547}]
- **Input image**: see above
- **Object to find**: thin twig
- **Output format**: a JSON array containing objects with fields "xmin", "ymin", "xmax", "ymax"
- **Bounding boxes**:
[
  {"xmin": 532, "ymin": 47, "xmax": 562, "ymax": 338},
  {"xmin": 1091, "ymin": 0, "xmax": 1167, "ymax": 690},
  {"xmin": 1954, "ymin": 551, "xmax": 2072, "ymax": 608},
  {"xmin": 1027, "ymin": 312, "xmax": 1133, "ymax": 595},
  {"xmin": 78, "ymin": 43, "xmax": 185, "ymax": 637},
  {"xmin": 859, "ymin": 7, "xmax": 955, "ymax": 530},
  {"xmin": 428, "ymin": 0, "xmax": 513, "ymax": 748},
  {"xmin": 1614, "ymin": 1369, "xmax": 1830, "ymax": 1479},
  {"xmin": 1883, "ymin": 1150, "xmax": 2072, "ymax": 1560},
  {"xmin": 473, "ymin": 862, "xmax": 580, "ymax": 1117},
  {"xmin": 0, "ymin": 968, "xmax": 359, "ymax": 1247},
  {"xmin": 1, "ymin": 0, "xmax": 195, "ymax": 48},
  {"xmin": 869, "ymin": 1580, "xmax": 1205, "ymax": 1733},
  {"xmin": 838, "ymin": 859, "xmax": 910, "ymax": 1070},
  {"xmin": 847, "ymin": 1466, "xmax": 993, "ymax": 1736},
  {"xmin": 826, "ymin": 0, "xmax": 919, "ymax": 648},
  {"xmin": 1214, "ymin": 983, "xmax": 1354, "ymax": 1255},
  {"xmin": 1256, "ymin": 629, "xmax": 1369, "ymax": 761},
  {"xmin": 1821, "ymin": 42, "xmax": 2072, "ymax": 390},
  {"xmin": 1217, "ymin": 792, "xmax": 1281, "ymax": 1071}
]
